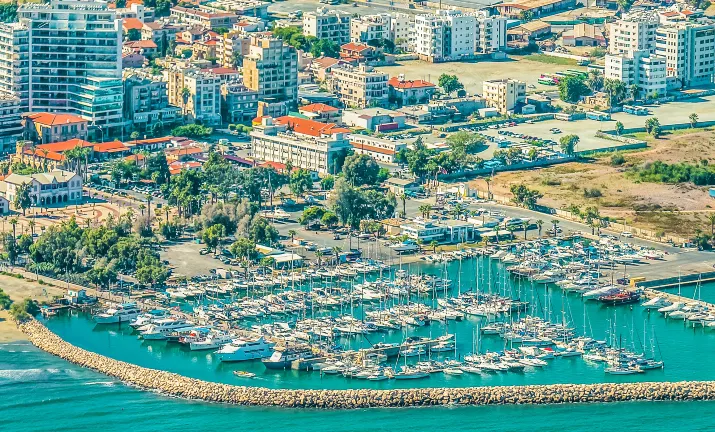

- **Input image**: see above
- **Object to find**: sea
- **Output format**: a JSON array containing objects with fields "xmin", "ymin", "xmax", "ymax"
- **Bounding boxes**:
[{"xmin": 3, "ymin": 255, "xmax": 715, "ymax": 431}]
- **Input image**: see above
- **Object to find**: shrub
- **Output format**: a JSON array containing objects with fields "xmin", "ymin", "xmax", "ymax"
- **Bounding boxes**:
[
  {"xmin": 583, "ymin": 188, "xmax": 603, "ymax": 198},
  {"xmin": 611, "ymin": 153, "xmax": 626, "ymax": 166}
]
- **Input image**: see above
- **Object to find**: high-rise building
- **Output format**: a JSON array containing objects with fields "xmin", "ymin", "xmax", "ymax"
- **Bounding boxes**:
[
  {"xmin": 216, "ymin": 31, "xmax": 250, "ymax": 68},
  {"xmin": 0, "ymin": 95, "xmax": 23, "ymax": 154},
  {"xmin": 243, "ymin": 36, "xmax": 298, "ymax": 111},
  {"xmin": 350, "ymin": 14, "xmax": 391, "ymax": 44},
  {"xmin": 482, "ymin": 79, "xmax": 526, "ymax": 114},
  {"xmin": 655, "ymin": 22, "xmax": 715, "ymax": 88},
  {"xmin": 303, "ymin": 7, "xmax": 350, "ymax": 46},
  {"xmin": 0, "ymin": 0, "xmax": 124, "ymax": 138},
  {"xmin": 123, "ymin": 74, "xmax": 181, "ymax": 134},
  {"xmin": 390, "ymin": 13, "xmax": 413, "ymax": 52},
  {"xmin": 605, "ymin": 50, "xmax": 667, "ymax": 98},
  {"xmin": 414, "ymin": 10, "xmax": 505, "ymax": 62},
  {"xmin": 608, "ymin": 10, "xmax": 659, "ymax": 55},
  {"xmin": 329, "ymin": 64, "xmax": 388, "ymax": 109}
]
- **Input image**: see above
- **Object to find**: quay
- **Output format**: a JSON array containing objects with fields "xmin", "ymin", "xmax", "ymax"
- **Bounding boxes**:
[{"xmin": 18, "ymin": 319, "xmax": 715, "ymax": 408}]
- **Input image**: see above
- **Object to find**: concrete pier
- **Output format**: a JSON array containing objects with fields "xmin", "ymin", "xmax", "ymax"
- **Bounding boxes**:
[{"xmin": 18, "ymin": 320, "xmax": 715, "ymax": 409}]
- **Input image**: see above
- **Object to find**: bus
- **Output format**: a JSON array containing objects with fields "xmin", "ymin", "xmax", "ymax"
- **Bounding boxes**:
[{"xmin": 623, "ymin": 105, "xmax": 649, "ymax": 115}]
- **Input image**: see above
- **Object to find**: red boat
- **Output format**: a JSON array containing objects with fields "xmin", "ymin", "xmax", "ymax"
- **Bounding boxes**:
[{"xmin": 598, "ymin": 291, "xmax": 641, "ymax": 305}]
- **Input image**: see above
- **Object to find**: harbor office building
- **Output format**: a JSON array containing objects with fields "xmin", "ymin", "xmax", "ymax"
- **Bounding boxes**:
[
  {"xmin": 250, "ymin": 116, "xmax": 352, "ymax": 175},
  {"xmin": 399, "ymin": 218, "xmax": 477, "ymax": 244}
]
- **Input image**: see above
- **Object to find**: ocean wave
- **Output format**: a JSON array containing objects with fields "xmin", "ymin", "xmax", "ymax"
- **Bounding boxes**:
[
  {"xmin": 0, "ymin": 367, "xmax": 66, "ymax": 381},
  {"xmin": 83, "ymin": 381, "xmax": 116, "ymax": 387}
]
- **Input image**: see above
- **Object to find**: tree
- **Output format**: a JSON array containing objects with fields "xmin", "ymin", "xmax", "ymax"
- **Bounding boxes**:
[
  {"xmin": 0, "ymin": 288, "xmax": 11, "ymax": 310},
  {"xmin": 690, "ymin": 113, "xmax": 699, "ymax": 128},
  {"xmin": 586, "ymin": 69, "xmax": 604, "ymax": 92},
  {"xmin": 603, "ymin": 78, "xmax": 627, "ymax": 106},
  {"xmin": 438, "ymin": 74, "xmax": 464, "ymax": 95},
  {"xmin": 615, "ymin": 121, "xmax": 624, "ymax": 136},
  {"xmin": 299, "ymin": 206, "xmax": 325, "ymax": 226},
  {"xmin": 314, "ymin": 250, "xmax": 324, "ymax": 267},
  {"xmin": 518, "ymin": 10, "xmax": 534, "ymax": 22},
  {"xmin": 13, "ymin": 182, "xmax": 32, "ymax": 216},
  {"xmin": 510, "ymin": 184, "xmax": 543, "ymax": 209},
  {"xmin": 230, "ymin": 238, "xmax": 257, "ymax": 263},
  {"xmin": 558, "ymin": 75, "xmax": 589, "ymax": 103},
  {"xmin": 645, "ymin": 117, "xmax": 661, "ymax": 138},
  {"xmin": 0, "ymin": 2, "xmax": 18, "ymax": 24},
  {"xmin": 310, "ymin": 38, "xmax": 340, "ymax": 58},
  {"xmin": 202, "ymin": 224, "xmax": 225, "ymax": 253},
  {"xmin": 430, "ymin": 240, "xmax": 438, "ymax": 253},
  {"xmin": 418, "ymin": 204, "xmax": 432, "ymax": 218},
  {"xmin": 288, "ymin": 229, "xmax": 297, "ymax": 242},
  {"xmin": 331, "ymin": 246, "xmax": 342, "ymax": 264},
  {"xmin": 289, "ymin": 169, "xmax": 313, "ymax": 198},
  {"xmin": 320, "ymin": 175, "xmax": 335, "ymax": 190},
  {"xmin": 629, "ymin": 84, "xmax": 641, "ymax": 101},
  {"xmin": 127, "ymin": 28, "xmax": 141, "ymax": 41},
  {"xmin": 559, "ymin": 134, "xmax": 580, "ymax": 156},
  {"xmin": 536, "ymin": 219, "xmax": 544, "ymax": 237},
  {"xmin": 342, "ymin": 153, "xmax": 380, "ymax": 186},
  {"xmin": 171, "ymin": 124, "xmax": 213, "ymax": 138},
  {"xmin": 617, "ymin": 0, "xmax": 635, "ymax": 12},
  {"xmin": 321, "ymin": 211, "xmax": 339, "ymax": 228},
  {"xmin": 249, "ymin": 217, "xmax": 279, "ymax": 245},
  {"xmin": 446, "ymin": 131, "xmax": 486, "ymax": 154}
]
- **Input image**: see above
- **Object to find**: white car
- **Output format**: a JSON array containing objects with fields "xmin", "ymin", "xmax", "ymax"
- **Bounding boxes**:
[{"xmin": 621, "ymin": 231, "xmax": 633, "ymax": 238}]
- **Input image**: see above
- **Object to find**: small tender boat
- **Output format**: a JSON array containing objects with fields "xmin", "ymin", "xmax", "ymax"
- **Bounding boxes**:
[{"xmin": 233, "ymin": 370, "xmax": 256, "ymax": 378}]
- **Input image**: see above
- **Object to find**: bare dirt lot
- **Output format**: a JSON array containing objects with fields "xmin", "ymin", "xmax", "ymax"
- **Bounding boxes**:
[{"xmin": 486, "ymin": 129, "xmax": 715, "ymax": 236}]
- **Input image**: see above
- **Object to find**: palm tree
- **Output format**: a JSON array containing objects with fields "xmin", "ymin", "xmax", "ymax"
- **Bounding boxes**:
[
  {"xmin": 146, "ymin": 194, "xmax": 153, "ymax": 228},
  {"xmin": 551, "ymin": 219, "xmax": 559, "ymax": 236},
  {"xmin": 28, "ymin": 220, "xmax": 36, "ymax": 238},
  {"xmin": 139, "ymin": 203, "xmax": 146, "ymax": 216},
  {"xmin": 708, "ymin": 213, "xmax": 715, "ymax": 241},
  {"xmin": 430, "ymin": 240, "xmax": 438, "ymax": 253},
  {"xmin": 485, "ymin": 177, "xmax": 492, "ymax": 199},
  {"xmin": 314, "ymin": 250, "xmax": 324, "ymax": 267},
  {"xmin": 9, "ymin": 217, "xmax": 18, "ymax": 241},
  {"xmin": 629, "ymin": 84, "xmax": 640, "ymax": 101},
  {"xmin": 181, "ymin": 87, "xmax": 191, "ymax": 120},
  {"xmin": 164, "ymin": 206, "xmax": 171, "ymax": 224},
  {"xmin": 494, "ymin": 226, "xmax": 500, "ymax": 244},
  {"xmin": 331, "ymin": 246, "xmax": 342, "ymax": 265},
  {"xmin": 397, "ymin": 193, "xmax": 407, "ymax": 218},
  {"xmin": 288, "ymin": 229, "xmax": 297, "ymax": 242},
  {"xmin": 536, "ymin": 219, "xmax": 544, "ymax": 237},
  {"xmin": 506, "ymin": 225, "xmax": 517, "ymax": 242},
  {"xmin": 522, "ymin": 220, "xmax": 529, "ymax": 240}
]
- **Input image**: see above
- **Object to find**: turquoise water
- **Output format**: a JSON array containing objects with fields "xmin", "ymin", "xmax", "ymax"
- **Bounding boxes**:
[
  {"xmin": 3, "ymin": 342, "xmax": 715, "ymax": 432},
  {"xmin": 6, "ymin": 257, "xmax": 715, "ymax": 430}
]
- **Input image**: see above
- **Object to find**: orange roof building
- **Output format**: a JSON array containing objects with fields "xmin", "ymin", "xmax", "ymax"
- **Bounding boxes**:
[{"xmin": 387, "ymin": 77, "xmax": 437, "ymax": 105}]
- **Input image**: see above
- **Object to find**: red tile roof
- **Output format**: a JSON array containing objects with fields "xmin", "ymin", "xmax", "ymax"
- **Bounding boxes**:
[
  {"xmin": 23, "ymin": 148, "xmax": 65, "ymax": 162},
  {"xmin": 311, "ymin": 56, "xmax": 340, "ymax": 69},
  {"xmin": 37, "ymin": 138, "xmax": 93, "ymax": 153},
  {"xmin": 201, "ymin": 66, "xmax": 239, "ymax": 75},
  {"xmin": 351, "ymin": 142, "xmax": 396, "ymax": 155},
  {"xmin": 299, "ymin": 103, "xmax": 339, "ymax": 113},
  {"xmin": 125, "ymin": 40, "xmax": 158, "ymax": 49},
  {"xmin": 274, "ymin": 116, "xmax": 350, "ymax": 137},
  {"xmin": 388, "ymin": 77, "xmax": 436, "ymax": 89},
  {"xmin": 122, "ymin": 18, "xmax": 144, "ymax": 31},
  {"xmin": 341, "ymin": 42, "xmax": 371, "ymax": 53},
  {"xmin": 26, "ymin": 112, "xmax": 86, "ymax": 126},
  {"xmin": 94, "ymin": 140, "xmax": 129, "ymax": 153},
  {"xmin": 165, "ymin": 146, "xmax": 205, "ymax": 156}
]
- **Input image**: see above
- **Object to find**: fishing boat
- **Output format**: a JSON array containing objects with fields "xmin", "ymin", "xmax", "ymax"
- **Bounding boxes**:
[
  {"xmin": 598, "ymin": 291, "xmax": 641, "ymax": 305},
  {"xmin": 93, "ymin": 303, "xmax": 141, "ymax": 324}
]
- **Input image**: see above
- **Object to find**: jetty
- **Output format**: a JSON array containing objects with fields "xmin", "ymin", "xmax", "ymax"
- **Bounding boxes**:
[{"xmin": 18, "ymin": 319, "xmax": 715, "ymax": 409}]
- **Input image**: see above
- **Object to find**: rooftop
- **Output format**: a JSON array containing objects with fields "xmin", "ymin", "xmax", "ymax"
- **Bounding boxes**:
[
  {"xmin": 388, "ymin": 77, "xmax": 436, "ymax": 90},
  {"xmin": 273, "ymin": 116, "xmax": 350, "ymax": 137},
  {"xmin": 26, "ymin": 112, "xmax": 86, "ymax": 126},
  {"xmin": 299, "ymin": 103, "xmax": 340, "ymax": 113}
]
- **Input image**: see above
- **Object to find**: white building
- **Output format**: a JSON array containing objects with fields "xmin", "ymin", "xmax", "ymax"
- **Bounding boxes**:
[
  {"xmin": 303, "ymin": 7, "xmax": 350, "ymax": 45},
  {"xmin": 250, "ymin": 116, "xmax": 352, "ymax": 174},
  {"xmin": 2, "ymin": 170, "xmax": 83, "ymax": 207},
  {"xmin": 605, "ymin": 50, "xmax": 667, "ymax": 98},
  {"xmin": 349, "ymin": 134, "xmax": 407, "ymax": 164},
  {"xmin": 608, "ymin": 10, "xmax": 659, "ymax": 55},
  {"xmin": 0, "ymin": 0, "xmax": 124, "ymax": 138},
  {"xmin": 183, "ymin": 71, "xmax": 223, "ymax": 125},
  {"xmin": 350, "ymin": 14, "xmax": 391, "ymax": 43},
  {"xmin": 655, "ymin": 22, "xmax": 715, "ymax": 88},
  {"xmin": 414, "ymin": 9, "xmax": 505, "ymax": 62},
  {"xmin": 482, "ymin": 79, "xmax": 526, "ymax": 114},
  {"xmin": 390, "ymin": 13, "xmax": 413, "ymax": 52},
  {"xmin": 329, "ymin": 64, "xmax": 388, "ymax": 109}
]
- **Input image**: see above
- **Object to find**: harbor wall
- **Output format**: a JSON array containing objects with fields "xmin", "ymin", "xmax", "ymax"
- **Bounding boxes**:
[{"xmin": 18, "ymin": 320, "xmax": 715, "ymax": 409}]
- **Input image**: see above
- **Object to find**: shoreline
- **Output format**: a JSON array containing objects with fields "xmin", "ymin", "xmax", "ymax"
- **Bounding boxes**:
[{"xmin": 18, "ymin": 319, "xmax": 715, "ymax": 409}]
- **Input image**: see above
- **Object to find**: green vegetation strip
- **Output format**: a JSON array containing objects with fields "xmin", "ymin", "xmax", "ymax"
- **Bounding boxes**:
[{"xmin": 19, "ymin": 320, "xmax": 715, "ymax": 409}]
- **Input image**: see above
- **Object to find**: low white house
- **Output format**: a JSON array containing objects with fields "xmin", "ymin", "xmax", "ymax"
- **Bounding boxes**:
[{"xmin": 1, "ymin": 170, "xmax": 82, "ymax": 208}]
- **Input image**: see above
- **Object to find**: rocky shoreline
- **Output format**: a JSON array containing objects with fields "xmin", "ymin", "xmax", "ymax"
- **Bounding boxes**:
[{"xmin": 19, "ymin": 320, "xmax": 715, "ymax": 408}]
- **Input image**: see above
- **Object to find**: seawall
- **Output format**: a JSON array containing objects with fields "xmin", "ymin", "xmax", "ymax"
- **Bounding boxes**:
[{"xmin": 19, "ymin": 320, "xmax": 715, "ymax": 408}]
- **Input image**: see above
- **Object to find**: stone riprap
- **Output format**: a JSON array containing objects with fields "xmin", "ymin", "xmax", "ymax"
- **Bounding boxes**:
[{"xmin": 19, "ymin": 320, "xmax": 715, "ymax": 408}]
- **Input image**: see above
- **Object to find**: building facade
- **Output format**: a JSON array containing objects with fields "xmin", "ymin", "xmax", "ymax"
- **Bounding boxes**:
[
  {"xmin": 250, "ymin": 116, "xmax": 352, "ymax": 174},
  {"xmin": 123, "ymin": 74, "xmax": 181, "ymax": 133},
  {"xmin": 482, "ymin": 79, "xmax": 526, "ymax": 114},
  {"xmin": 655, "ymin": 22, "xmax": 715, "ymax": 88},
  {"xmin": 0, "ymin": 95, "xmax": 22, "ymax": 154},
  {"xmin": 349, "ymin": 134, "xmax": 406, "ymax": 164},
  {"xmin": 243, "ymin": 36, "xmax": 298, "ymax": 110},
  {"xmin": 350, "ymin": 14, "xmax": 390, "ymax": 43},
  {"xmin": 24, "ymin": 112, "xmax": 88, "ymax": 144},
  {"xmin": 329, "ymin": 64, "xmax": 388, "ymax": 109},
  {"xmin": 221, "ymin": 80, "xmax": 259, "ymax": 123},
  {"xmin": 2, "ymin": 170, "xmax": 83, "ymax": 207},
  {"xmin": 183, "ymin": 71, "xmax": 222, "ymax": 125},
  {"xmin": 303, "ymin": 7, "xmax": 350, "ymax": 45},
  {"xmin": 0, "ymin": 0, "xmax": 124, "ymax": 138},
  {"xmin": 608, "ymin": 11, "xmax": 659, "ymax": 55},
  {"xmin": 605, "ymin": 50, "xmax": 667, "ymax": 98}
]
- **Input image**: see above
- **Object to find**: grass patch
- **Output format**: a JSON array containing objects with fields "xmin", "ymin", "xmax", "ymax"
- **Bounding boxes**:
[
  {"xmin": 522, "ymin": 54, "xmax": 578, "ymax": 66},
  {"xmin": 0, "ymin": 271, "xmax": 24, "ymax": 279}
]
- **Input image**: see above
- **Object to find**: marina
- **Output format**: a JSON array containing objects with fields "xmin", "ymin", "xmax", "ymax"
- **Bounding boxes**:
[{"xmin": 38, "ymin": 235, "xmax": 715, "ymax": 390}]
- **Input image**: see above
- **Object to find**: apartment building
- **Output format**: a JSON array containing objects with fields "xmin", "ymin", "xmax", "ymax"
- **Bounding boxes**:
[
  {"xmin": 170, "ymin": 6, "xmax": 238, "ymax": 29},
  {"xmin": 608, "ymin": 10, "xmax": 659, "ymax": 55},
  {"xmin": 0, "ymin": 0, "xmax": 124, "ymax": 138},
  {"xmin": 303, "ymin": 7, "xmax": 351, "ymax": 45},
  {"xmin": 329, "ymin": 64, "xmax": 388, "ymax": 109},
  {"xmin": 0, "ymin": 95, "xmax": 22, "ymax": 154},
  {"xmin": 388, "ymin": 76, "xmax": 436, "ymax": 105},
  {"xmin": 482, "ymin": 79, "xmax": 526, "ymax": 114},
  {"xmin": 203, "ymin": 0, "xmax": 270, "ymax": 18},
  {"xmin": 221, "ymin": 80, "xmax": 259, "ymax": 123},
  {"xmin": 414, "ymin": 9, "xmax": 505, "ymax": 62},
  {"xmin": 183, "ymin": 71, "xmax": 222, "ymax": 125},
  {"xmin": 350, "ymin": 14, "xmax": 391, "ymax": 43},
  {"xmin": 605, "ymin": 50, "xmax": 667, "ymax": 98},
  {"xmin": 24, "ymin": 112, "xmax": 88, "ymax": 144},
  {"xmin": 250, "ymin": 116, "xmax": 352, "ymax": 174},
  {"xmin": 243, "ymin": 36, "xmax": 298, "ymax": 110},
  {"xmin": 216, "ymin": 32, "xmax": 251, "ymax": 68},
  {"xmin": 655, "ymin": 22, "xmax": 715, "ymax": 88},
  {"xmin": 390, "ymin": 13, "xmax": 413, "ymax": 52},
  {"xmin": 123, "ymin": 74, "xmax": 181, "ymax": 133}
]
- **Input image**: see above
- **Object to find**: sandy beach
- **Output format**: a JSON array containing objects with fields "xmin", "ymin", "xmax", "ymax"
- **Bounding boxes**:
[{"xmin": 0, "ymin": 273, "xmax": 65, "ymax": 342}]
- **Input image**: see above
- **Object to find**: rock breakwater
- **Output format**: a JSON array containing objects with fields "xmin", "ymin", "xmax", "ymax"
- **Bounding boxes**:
[{"xmin": 19, "ymin": 320, "xmax": 715, "ymax": 408}]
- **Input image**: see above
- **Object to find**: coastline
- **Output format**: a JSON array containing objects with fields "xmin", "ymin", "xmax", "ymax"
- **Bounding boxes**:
[
  {"xmin": 18, "ymin": 319, "xmax": 715, "ymax": 409},
  {"xmin": 0, "ymin": 310, "xmax": 26, "ymax": 342}
]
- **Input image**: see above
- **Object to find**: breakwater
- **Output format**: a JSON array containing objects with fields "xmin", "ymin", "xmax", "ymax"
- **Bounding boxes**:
[{"xmin": 19, "ymin": 319, "xmax": 715, "ymax": 408}]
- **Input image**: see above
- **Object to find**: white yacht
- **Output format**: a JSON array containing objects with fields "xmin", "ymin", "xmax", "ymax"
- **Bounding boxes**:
[
  {"xmin": 215, "ymin": 337, "xmax": 275, "ymax": 362},
  {"xmin": 94, "ymin": 303, "xmax": 142, "ymax": 324},
  {"xmin": 390, "ymin": 240, "xmax": 420, "ymax": 253},
  {"xmin": 641, "ymin": 297, "xmax": 672, "ymax": 310},
  {"xmin": 139, "ymin": 318, "xmax": 194, "ymax": 340},
  {"xmin": 189, "ymin": 331, "xmax": 234, "ymax": 351},
  {"xmin": 582, "ymin": 285, "xmax": 619, "ymax": 301}
]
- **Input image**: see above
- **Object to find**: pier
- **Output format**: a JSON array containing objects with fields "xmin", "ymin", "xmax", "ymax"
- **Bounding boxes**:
[{"xmin": 18, "ymin": 319, "xmax": 715, "ymax": 409}]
